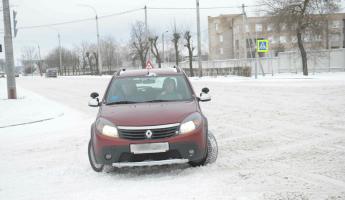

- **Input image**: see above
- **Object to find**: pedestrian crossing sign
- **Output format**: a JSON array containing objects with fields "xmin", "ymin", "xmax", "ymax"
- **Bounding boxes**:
[{"xmin": 257, "ymin": 39, "xmax": 269, "ymax": 53}]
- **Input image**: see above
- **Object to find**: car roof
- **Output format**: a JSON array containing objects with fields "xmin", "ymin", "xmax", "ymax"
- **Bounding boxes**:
[{"xmin": 116, "ymin": 68, "xmax": 183, "ymax": 77}]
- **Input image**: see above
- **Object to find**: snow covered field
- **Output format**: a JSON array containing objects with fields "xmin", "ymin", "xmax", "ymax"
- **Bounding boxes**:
[{"xmin": 1, "ymin": 73, "xmax": 345, "ymax": 200}]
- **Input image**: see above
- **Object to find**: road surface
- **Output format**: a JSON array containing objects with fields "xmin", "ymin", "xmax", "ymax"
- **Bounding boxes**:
[{"xmin": 1, "ymin": 74, "xmax": 344, "ymax": 200}]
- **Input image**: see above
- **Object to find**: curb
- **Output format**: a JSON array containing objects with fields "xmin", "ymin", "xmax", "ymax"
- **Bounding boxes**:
[{"xmin": 0, "ymin": 113, "xmax": 64, "ymax": 129}]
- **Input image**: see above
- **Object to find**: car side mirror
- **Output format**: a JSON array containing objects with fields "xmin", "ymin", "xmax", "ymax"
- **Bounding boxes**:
[
  {"xmin": 89, "ymin": 92, "xmax": 100, "ymax": 107},
  {"xmin": 88, "ymin": 99, "xmax": 100, "ymax": 107},
  {"xmin": 202, "ymin": 87, "xmax": 209, "ymax": 94},
  {"xmin": 199, "ymin": 88, "xmax": 211, "ymax": 102},
  {"xmin": 90, "ymin": 92, "xmax": 99, "ymax": 99}
]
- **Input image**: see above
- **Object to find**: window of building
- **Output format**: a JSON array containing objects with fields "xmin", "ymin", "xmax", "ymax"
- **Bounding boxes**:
[
  {"xmin": 314, "ymin": 34, "xmax": 322, "ymax": 41},
  {"xmin": 245, "ymin": 24, "xmax": 249, "ymax": 33},
  {"xmin": 215, "ymin": 23, "xmax": 219, "ymax": 31},
  {"xmin": 255, "ymin": 24, "xmax": 263, "ymax": 32},
  {"xmin": 330, "ymin": 33, "xmax": 341, "ymax": 41},
  {"xmin": 280, "ymin": 36, "xmax": 287, "ymax": 43},
  {"xmin": 234, "ymin": 25, "xmax": 240, "ymax": 33},
  {"xmin": 220, "ymin": 48, "xmax": 224, "ymax": 55},
  {"xmin": 291, "ymin": 36, "xmax": 298, "ymax": 43},
  {"xmin": 271, "ymin": 36, "xmax": 278, "ymax": 44},
  {"xmin": 235, "ymin": 40, "xmax": 239, "ymax": 49},
  {"xmin": 330, "ymin": 20, "xmax": 342, "ymax": 29},
  {"xmin": 280, "ymin": 23, "xmax": 287, "ymax": 31},
  {"xmin": 219, "ymin": 35, "xmax": 224, "ymax": 43},
  {"xmin": 267, "ymin": 24, "xmax": 273, "ymax": 32}
]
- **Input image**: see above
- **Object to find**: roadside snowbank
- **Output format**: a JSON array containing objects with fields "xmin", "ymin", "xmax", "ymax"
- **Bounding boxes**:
[{"xmin": 0, "ymin": 79, "xmax": 65, "ymax": 128}]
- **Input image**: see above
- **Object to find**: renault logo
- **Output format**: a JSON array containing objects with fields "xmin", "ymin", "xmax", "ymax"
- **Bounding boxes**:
[{"xmin": 145, "ymin": 130, "xmax": 153, "ymax": 139}]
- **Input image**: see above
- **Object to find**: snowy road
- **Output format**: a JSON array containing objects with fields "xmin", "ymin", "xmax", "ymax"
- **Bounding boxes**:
[{"xmin": 1, "ymin": 74, "xmax": 345, "ymax": 199}]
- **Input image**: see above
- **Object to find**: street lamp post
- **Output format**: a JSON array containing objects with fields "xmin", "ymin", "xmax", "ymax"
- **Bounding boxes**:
[
  {"xmin": 79, "ymin": 4, "xmax": 102, "ymax": 75},
  {"xmin": 48, "ymin": 27, "xmax": 62, "ymax": 75},
  {"xmin": 196, "ymin": 0, "xmax": 203, "ymax": 77}
]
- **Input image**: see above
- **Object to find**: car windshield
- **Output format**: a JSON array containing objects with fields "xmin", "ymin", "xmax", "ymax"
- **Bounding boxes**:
[{"xmin": 105, "ymin": 75, "xmax": 193, "ymax": 104}]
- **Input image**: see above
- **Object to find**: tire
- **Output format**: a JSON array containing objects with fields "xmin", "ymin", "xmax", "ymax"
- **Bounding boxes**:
[
  {"xmin": 88, "ymin": 140, "xmax": 104, "ymax": 172},
  {"xmin": 189, "ymin": 132, "xmax": 218, "ymax": 167},
  {"xmin": 205, "ymin": 132, "xmax": 218, "ymax": 164}
]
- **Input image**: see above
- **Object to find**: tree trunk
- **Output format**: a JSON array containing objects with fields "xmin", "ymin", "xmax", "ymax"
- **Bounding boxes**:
[
  {"xmin": 174, "ymin": 42, "xmax": 179, "ymax": 66},
  {"xmin": 140, "ymin": 54, "xmax": 146, "ymax": 69},
  {"xmin": 188, "ymin": 51, "xmax": 194, "ymax": 77},
  {"xmin": 297, "ymin": 32, "xmax": 308, "ymax": 76}
]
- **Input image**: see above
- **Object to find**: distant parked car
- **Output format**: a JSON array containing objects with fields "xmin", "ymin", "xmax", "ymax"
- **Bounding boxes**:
[
  {"xmin": 15, "ymin": 72, "xmax": 20, "ymax": 77},
  {"xmin": 0, "ymin": 71, "xmax": 5, "ymax": 78},
  {"xmin": 45, "ymin": 68, "xmax": 58, "ymax": 78}
]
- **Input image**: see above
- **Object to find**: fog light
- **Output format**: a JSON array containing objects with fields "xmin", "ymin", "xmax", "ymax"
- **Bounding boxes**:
[
  {"xmin": 105, "ymin": 153, "xmax": 112, "ymax": 160},
  {"xmin": 189, "ymin": 149, "xmax": 195, "ymax": 157}
]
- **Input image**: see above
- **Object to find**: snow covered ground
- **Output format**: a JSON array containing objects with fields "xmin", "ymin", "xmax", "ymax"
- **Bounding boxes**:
[{"xmin": 1, "ymin": 73, "xmax": 345, "ymax": 200}]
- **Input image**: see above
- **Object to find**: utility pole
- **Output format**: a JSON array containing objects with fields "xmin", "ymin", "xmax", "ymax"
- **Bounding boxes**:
[
  {"xmin": 37, "ymin": 44, "xmax": 42, "ymax": 76},
  {"xmin": 2, "ymin": 0, "xmax": 17, "ymax": 99},
  {"xmin": 95, "ymin": 14, "xmax": 102, "ymax": 75},
  {"xmin": 78, "ymin": 4, "xmax": 102, "ymax": 75},
  {"xmin": 196, "ymin": 0, "xmax": 203, "ymax": 77},
  {"xmin": 144, "ymin": 5, "xmax": 148, "ymax": 40},
  {"xmin": 242, "ymin": 4, "xmax": 247, "ymax": 59},
  {"xmin": 144, "ymin": 5, "xmax": 150, "ymax": 63}
]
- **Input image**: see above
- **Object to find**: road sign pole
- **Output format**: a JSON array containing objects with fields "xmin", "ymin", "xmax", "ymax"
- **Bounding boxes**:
[
  {"xmin": 196, "ymin": 0, "xmax": 203, "ymax": 77},
  {"xmin": 255, "ymin": 57, "xmax": 258, "ymax": 79},
  {"xmin": 2, "ymin": 0, "xmax": 17, "ymax": 99}
]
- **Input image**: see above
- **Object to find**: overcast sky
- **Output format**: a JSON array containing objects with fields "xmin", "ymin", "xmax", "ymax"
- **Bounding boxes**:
[{"xmin": 1, "ymin": 0, "xmax": 344, "ymax": 64}]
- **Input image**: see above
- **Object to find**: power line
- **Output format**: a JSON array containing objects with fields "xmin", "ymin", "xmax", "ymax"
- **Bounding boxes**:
[
  {"xmin": 18, "ymin": 8, "xmax": 143, "ymax": 30},
  {"xmin": 99, "ymin": 8, "xmax": 143, "ymax": 19},
  {"xmin": 18, "ymin": 17, "xmax": 94, "ymax": 29},
  {"xmin": 147, "ymin": 4, "xmax": 266, "ymax": 10},
  {"xmin": 16, "ymin": 4, "xmax": 266, "ymax": 30}
]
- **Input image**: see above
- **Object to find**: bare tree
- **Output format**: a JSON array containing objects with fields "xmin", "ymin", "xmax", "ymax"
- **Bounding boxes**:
[
  {"xmin": 130, "ymin": 21, "xmax": 150, "ymax": 69},
  {"xmin": 21, "ymin": 46, "xmax": 39, "ymax": 75},
  {"xmin": 172, "ymin": 23, "xmax": 181, "ymax": 66},
  {"xmin": 45, "ymin": 47, "xmax": 79, "ymax": 76},
  {"xmin": 101, "ymin": 36, "xmax": 120, "ymax": 74},
  {"xmin": 79, "ymin": 41, "xmax": 91, "ymax": 75},
  {"xmin": 149, "ymin": 36, "xmax": 162, "ymax": 68},
  {"xmin": 184, "ymin": 31, "xmax": 195, "ymax": 77},
  {"xmin": 262, "ymin": 0, "xmax": 340, "ymax": 76},
  {"xmin": 74, "ymin": 41, "xmax": 98, "ymax": 75}
]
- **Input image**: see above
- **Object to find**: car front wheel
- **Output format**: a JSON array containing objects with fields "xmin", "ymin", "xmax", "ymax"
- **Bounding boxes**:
[
  {"xmin": 189, "ymin": 131, "xmax": 218, "ymax": 167},
  {"xmin": 88, "ymin": 140, "xmax": 104, "ymax": 172}
]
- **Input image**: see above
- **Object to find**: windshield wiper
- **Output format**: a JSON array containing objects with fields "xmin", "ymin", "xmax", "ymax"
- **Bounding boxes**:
[
  {"xmin": 144, "ymin": 99, "xmax": 177, "ymax": 103},
  {"xmin": 106, "ymin": 101, "xmax": 138, "ymax": 105}
]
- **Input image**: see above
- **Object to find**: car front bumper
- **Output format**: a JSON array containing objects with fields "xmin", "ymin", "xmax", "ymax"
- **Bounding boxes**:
[{"xmin": 91, "ymin": 124, "xmax": 208, "ymax": 165}]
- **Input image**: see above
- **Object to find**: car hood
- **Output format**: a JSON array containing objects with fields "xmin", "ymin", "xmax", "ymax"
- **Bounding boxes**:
[{"xmin": 100, "ymin": 100, "xmax": 198, "ymax": 126}]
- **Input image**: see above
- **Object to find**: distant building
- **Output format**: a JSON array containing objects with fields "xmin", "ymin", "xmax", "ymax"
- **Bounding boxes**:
[{"xmin": 208, "ymin": 13, "xmax": 345, "ymax": 60}]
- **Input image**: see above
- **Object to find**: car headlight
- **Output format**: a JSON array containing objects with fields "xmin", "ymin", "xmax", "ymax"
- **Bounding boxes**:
[
  {"xmin": 95, "ymin": 118, "xmax": 118, "ymax": 138},
  {"xmin": 180, "ymin": 113, "xmax": 203, "ymax": 134}
]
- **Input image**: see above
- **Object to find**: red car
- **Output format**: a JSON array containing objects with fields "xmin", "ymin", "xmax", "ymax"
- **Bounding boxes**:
[{"xmin": 88, "ymin": 67, "xmax": 218, "ymax": 172}]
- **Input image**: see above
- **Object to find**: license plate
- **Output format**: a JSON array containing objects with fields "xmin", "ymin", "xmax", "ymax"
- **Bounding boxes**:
[{"xmin": 130, "ymin": 143, "xmax": 169, "ymax": 154}]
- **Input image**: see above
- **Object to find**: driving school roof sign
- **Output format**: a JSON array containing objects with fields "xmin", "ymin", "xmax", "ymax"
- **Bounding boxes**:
[
  {"xmin": 146, "ymin": 60, "xmax": 154, "ymax": 69},
  {"xmin": 257, "ymin": 39, "xmax": 269, "ymax": 53}
]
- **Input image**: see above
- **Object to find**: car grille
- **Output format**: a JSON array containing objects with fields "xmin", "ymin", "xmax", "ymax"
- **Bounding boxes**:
[{"xmin": 118, "ymin": 123, "xmax": 180, "ymax": 140}]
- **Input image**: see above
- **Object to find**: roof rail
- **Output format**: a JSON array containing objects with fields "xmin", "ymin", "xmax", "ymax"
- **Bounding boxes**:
[
  {"xmin": 116, "ymin": 68, "xmax": 126, "ymax": 76},
  {"xmin": 173, "ymin": 65, "xmax": 182, "ymax": 73}
]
